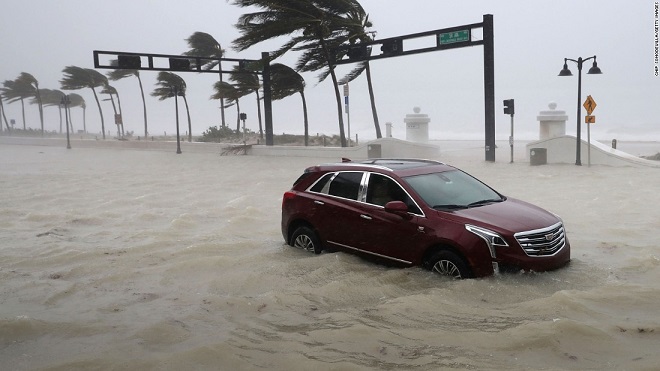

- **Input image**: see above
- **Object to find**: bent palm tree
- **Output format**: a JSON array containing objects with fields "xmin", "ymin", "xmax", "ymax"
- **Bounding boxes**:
[
  {"xmin": 211, "ymin": 81, "xmax": 244, "ymax": 133},
  {"xmin": 230, "ymin": 63, "xmax": 263, "ymax": 139},
  {"xmin": 152, "ymin": 72, "xmax": 192, "ymax": 141},
  {"xmin": 68, "ymin": 93, "xmax": 86, "ymax": 133},
  {"xmin": 11, "ymin": 73, "xmax": 45, "ymax": 135},
  {"xmin": 1, "ymin": 78, "xmax": 33, "ymax": 130},
  {"xmin": 60, "ymin": 66, "xmax": 108, "ymax": 139},
  {"xmin": 232, "ymin": 0, "xmax": 366, "ymax": 147},
  {"xmin": 184, "ymin": 31, "xmax": 227, "ymax": 127},
  {"xmin": 107, "ymin": 61, "xmax": 148, "ymax": 138},
  {"xmin": 270, "ymin": 63, "xmax": 310, "ymax": 146},
  {"xmin": 34, "ymin": 88, "xmax": 65, "ymax": 132},
  {"xmin": 101, "ymin": 85, "xmax": 123, "ymax": 138}
]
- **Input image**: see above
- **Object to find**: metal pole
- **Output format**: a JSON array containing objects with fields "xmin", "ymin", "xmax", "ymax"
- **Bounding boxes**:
[
  {"xmin": 483, "ymin": 14, "xmax": 496, "ymax": 162},
  {"xmin": 575, "ymin": 58, "xmax": 583, "ymax": 166},
  {"xmin": 262, "ymin": 52, "xmax": 274, "ymax": 146},
  {"xmin": 509, "ymin": 113, "xmax": 514, "ymax": 163},
  {"xmin": 587, "ymin": 120, "xmax": 591, "ymax": 167}
]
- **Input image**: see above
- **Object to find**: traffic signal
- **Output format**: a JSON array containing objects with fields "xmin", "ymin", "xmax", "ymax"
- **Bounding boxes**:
[
  {"xmin": 380, "ymin": 38, "xmax": 402, "ymax": 55},
  {"xmin": 117, "ymin": 55, "xmax": 141, "ymax": 69},
  {"xmin": 169, "ymin": 58, "xmax": 191, "ymax": 71},
  {"xmin": 347, "ymin": 45, "xmax": 368, "ymax": 60},
  {"xmin": 503, "ymin": 99, "xmax": 515, "ymax": 115}
]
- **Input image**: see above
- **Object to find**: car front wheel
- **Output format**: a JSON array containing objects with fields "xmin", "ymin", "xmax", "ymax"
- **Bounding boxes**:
[
  {"xmin": 291, "ymin": 226, "xmax": 322, "ymax": 254},
  {"xmin": 428, "ymin": 250, "xmax": 471, "ymax": 279}
]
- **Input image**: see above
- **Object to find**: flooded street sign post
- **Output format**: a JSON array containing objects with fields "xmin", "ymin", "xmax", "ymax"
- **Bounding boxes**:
[
  {"xmin": 558, "ymin": 56, "xmax": 603, "ymax": 165},
  {"xmin": 584, "ymin": 95, "xmax": 597, "ymax": 167}
]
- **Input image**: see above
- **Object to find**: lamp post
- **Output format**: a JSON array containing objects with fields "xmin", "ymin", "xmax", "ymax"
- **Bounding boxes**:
[
  {"xmin": 60, "ymin": 95, "xmax": 72, "ymax": 149},
  {"xmin": 558, "ymin": 56, "xmax": 602, "ymax": 165}
]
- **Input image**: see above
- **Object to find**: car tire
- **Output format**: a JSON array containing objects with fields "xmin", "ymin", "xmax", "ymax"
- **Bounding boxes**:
[
  {"xmin": 427, "ymin": 250, "xmax": 471, "ymax": 279},
  {"xmin": 291, "ymin": 226, "xmax": 322, "ymax": 254}
]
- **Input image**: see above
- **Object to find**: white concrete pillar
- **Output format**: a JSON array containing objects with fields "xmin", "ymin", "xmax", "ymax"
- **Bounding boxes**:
[
  {"xmin": 537, "ymin": 102, "xmax": 568, "ymax": 140},
  {"xmin": 385, "ymin": 122, "xmax": 393, "ymax": 138},
  {"xmin": 404, "ymin": 107, "xmax": 430, "ymax": 143}
]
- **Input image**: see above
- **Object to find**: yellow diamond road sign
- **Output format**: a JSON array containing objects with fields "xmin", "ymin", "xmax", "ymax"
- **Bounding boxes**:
[{"xmin": 583, "ymin": 95, "xmax": 597, "ymax": 115}]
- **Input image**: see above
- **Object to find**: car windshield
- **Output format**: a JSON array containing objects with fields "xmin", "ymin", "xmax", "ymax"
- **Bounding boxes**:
[{"xmin": 403, "ymin": 170, "xmax": 503, "ymax": 210}]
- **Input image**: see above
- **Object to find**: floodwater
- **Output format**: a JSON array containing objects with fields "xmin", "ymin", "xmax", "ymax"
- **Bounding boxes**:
[{"xmin": 1, "ymin": 143, "xmax": 659, "ymax": 370}]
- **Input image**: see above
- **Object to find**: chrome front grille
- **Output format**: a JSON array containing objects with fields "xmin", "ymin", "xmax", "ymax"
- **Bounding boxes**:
[{"xmin": 514, "ymin": 222, "xmax": 566, "ymax": 257}]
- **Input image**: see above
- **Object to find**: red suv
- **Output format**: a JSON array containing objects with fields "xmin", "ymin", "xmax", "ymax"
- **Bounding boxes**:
[{"xmin": 281, "ymin": 159, "xmax": 570, "ymax": 278}]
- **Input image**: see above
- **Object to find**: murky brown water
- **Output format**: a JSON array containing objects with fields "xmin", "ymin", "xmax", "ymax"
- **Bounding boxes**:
[{"xmin": 1, "ymin": 144, "xmax": 659, "ymax": 370}]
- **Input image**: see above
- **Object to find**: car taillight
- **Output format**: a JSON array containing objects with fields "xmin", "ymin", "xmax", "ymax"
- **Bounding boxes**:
[{"xmin": 282, "ymin": 191, "xmax": 296, "ymax": 206}]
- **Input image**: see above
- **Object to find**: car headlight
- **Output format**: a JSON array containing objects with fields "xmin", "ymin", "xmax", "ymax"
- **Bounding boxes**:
[{"xmin": 465, "ymin": 224, "xmax": 509, "ymax": 258}]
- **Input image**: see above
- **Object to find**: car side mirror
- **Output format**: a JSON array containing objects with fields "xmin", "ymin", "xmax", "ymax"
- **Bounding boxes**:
[{"xmin": 384, "ymin": 201, "xmax": 411, "ymax": 218}]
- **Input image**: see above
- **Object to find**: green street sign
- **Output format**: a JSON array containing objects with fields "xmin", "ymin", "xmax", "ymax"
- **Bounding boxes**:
[{"xmin": 438, "ymin": 30, "xmax": 470, "ymax": 45}]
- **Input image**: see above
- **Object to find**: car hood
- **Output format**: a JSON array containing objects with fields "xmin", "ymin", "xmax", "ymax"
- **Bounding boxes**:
[{"xmin": 441, "ymin": 197, "xmax": 560, "ymax": 233}]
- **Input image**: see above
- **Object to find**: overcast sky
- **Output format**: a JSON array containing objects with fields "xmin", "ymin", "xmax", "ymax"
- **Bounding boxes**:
[{"xmin": 1, "ymin": 0, "xmax": 659, "ymax": 141}]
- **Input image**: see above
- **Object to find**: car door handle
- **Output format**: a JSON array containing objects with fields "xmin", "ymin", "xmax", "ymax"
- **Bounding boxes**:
[
  {"xmin": 360, "ymin": 214, "xmax": 372, "ymax": 220},
  {"xmin": 314, "ymin": 200, "xmax": 324, "ymax": 205}
]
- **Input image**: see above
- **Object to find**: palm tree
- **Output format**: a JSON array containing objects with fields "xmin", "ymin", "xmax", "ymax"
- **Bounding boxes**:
[
  {"xmin": 1, "ymin": 78, "xmax": 33, "ymax": 129},
  {"xmin": 34, "ymin": 88, "xmax": 65, "ymax": 132},
  {"xmin": 107, "ymin": 61, "xmax": 148, "ymax": 138},
  {"xmin": 337, "ymin": 7, "xmax": 382, "ymax": 138},
  {"xmin": 152, "ymin": 72, "xmax": 192, "ymax": 141},
  {"xmin": 68, "ymin": 93, "xmax": 86, "ymax": 133},
  {"xmin": 101, "ymin": 84, "xmax": 123, "ymax": 138},
  {"xmin": 60, "ymin": 66, "xmax": 108, "ymax": 139},
  {"xmin": 184, "ymin": 32, "xmax": 227, "ymax": 128},
  {"xmin": 229, "ymin": 63, "xmax": 263, "ymax": 139},
  {"xmin": 211, "ymin": 81, "xmax": 244, "ymax": 133},
  {"xmin": 232, "ymin": 0, "xmax": 367, "ymax": 147},
  {"xmin": 17, "ymin": 73, "xmax": 45, "ymax": 136},
  {"xmin": 270, "ymin": 63, "xmax": 310, "ymax": 146}
]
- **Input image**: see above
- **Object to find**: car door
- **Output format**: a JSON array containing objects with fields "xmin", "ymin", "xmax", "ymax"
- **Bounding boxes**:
[
  {"xmin": 307, "ymin": 171, "xmax": 366, "ymax": 250},
  {"xmin": 353, "ymin": 173, "xmax": 425, "ymax": 264}
]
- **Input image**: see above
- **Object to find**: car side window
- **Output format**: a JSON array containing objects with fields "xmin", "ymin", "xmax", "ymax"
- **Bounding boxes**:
[
  {"xmin": 367, "ymin": 173, "xmax": 422, "ymax": 215},
  {"xmin": 309, "ymin": 173, "xmax": 334, "ymax": 193},
  {"xmin": 328, "ymin": 172, "xmax": 363, "ymax": 200},
  {"xmin": 309, "ymin": 171, "xmax": 363, "ymax": 201}
]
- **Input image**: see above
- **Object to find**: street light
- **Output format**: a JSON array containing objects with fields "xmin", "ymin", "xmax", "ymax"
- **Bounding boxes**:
[{"xmin": 558, "ymin": 56, "xmax": 602, "ymax": 165}]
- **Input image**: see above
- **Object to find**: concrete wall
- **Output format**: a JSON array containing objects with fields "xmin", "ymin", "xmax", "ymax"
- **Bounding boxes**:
[
  {"xmin": 526, "ymin": 135, "xmax": 660, "ymax": 168},
  {"xmin": 0, "ymin": 136, "xmax": 440, "ymax": 160}
]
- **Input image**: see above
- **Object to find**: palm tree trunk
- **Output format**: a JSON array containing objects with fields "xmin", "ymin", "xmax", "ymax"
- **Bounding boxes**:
[
  {"xmin": 83, "ymin": 107, "xmax": 87, "ymax": 134},
  {"xmin": 90, "ymin": 88, "xmax": 105, "ymax": 139},
  {"xmin": 108, "ymin": 94, "xmax": 119, "ymax": 138},
  {"xmin": 365, "ymin": 63, "xmax": 382, "ymax": 138},
  {"xmin": 218, "ymin": 69, "xmax": 226, "ymax": 127},
  {"xmin": 35, "ymin": 85, "xmax": 44, "ymax": 136},
  {"xmin": 300, "ymin": 91, "xmax": 309, "ymax": 146},
  {"xmin": 58, "ymin": 106, "xmax": 63, "ymax": 133},
  {"xmin": 20, "ymin": 98, "xmax": 26, "ymax": 130},
  {"xmin": 0, "ymin": 98, "xmax": 10, "ymax": 132},
  {"xmin": 318, "ymin": 36, "xmax": 346, "ymax": 147},
  {"xmin": 182, "ymin": 95, "xmax": 192, "ymax": 142},
  {"xmin": 68, "ymin": 106, "xmax": 74, "ymax": 133},
  {"xmin": 137, "ymin": 74, "xmax": 148, "ymax": 138},
  {"xmin": 115, "ymin": 93, "xmax": 125, "ymax": 138}
]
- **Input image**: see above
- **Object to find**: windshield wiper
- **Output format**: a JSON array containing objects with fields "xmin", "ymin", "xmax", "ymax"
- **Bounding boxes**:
[
  {"xmin": 433, "ymin": 204, "xmax": 468, "ymax": 210},
  {"xmin": 467, "ymin": 198, "xmax": 503, "ymax": 208}
]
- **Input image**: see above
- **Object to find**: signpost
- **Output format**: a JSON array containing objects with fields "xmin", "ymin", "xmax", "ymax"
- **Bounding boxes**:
[
  {"xmin": 583, "ymin": 95, "xmax": 597, "ymax": 166},
  {"xmin": 438, "ymin": 30, "xmax": 470, "ymax": 45}
]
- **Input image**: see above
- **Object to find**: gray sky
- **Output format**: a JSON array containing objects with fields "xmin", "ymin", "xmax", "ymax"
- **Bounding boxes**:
[{"xmin": 1, "ymin": 0, "xmax": 659, "ymax": 141}]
